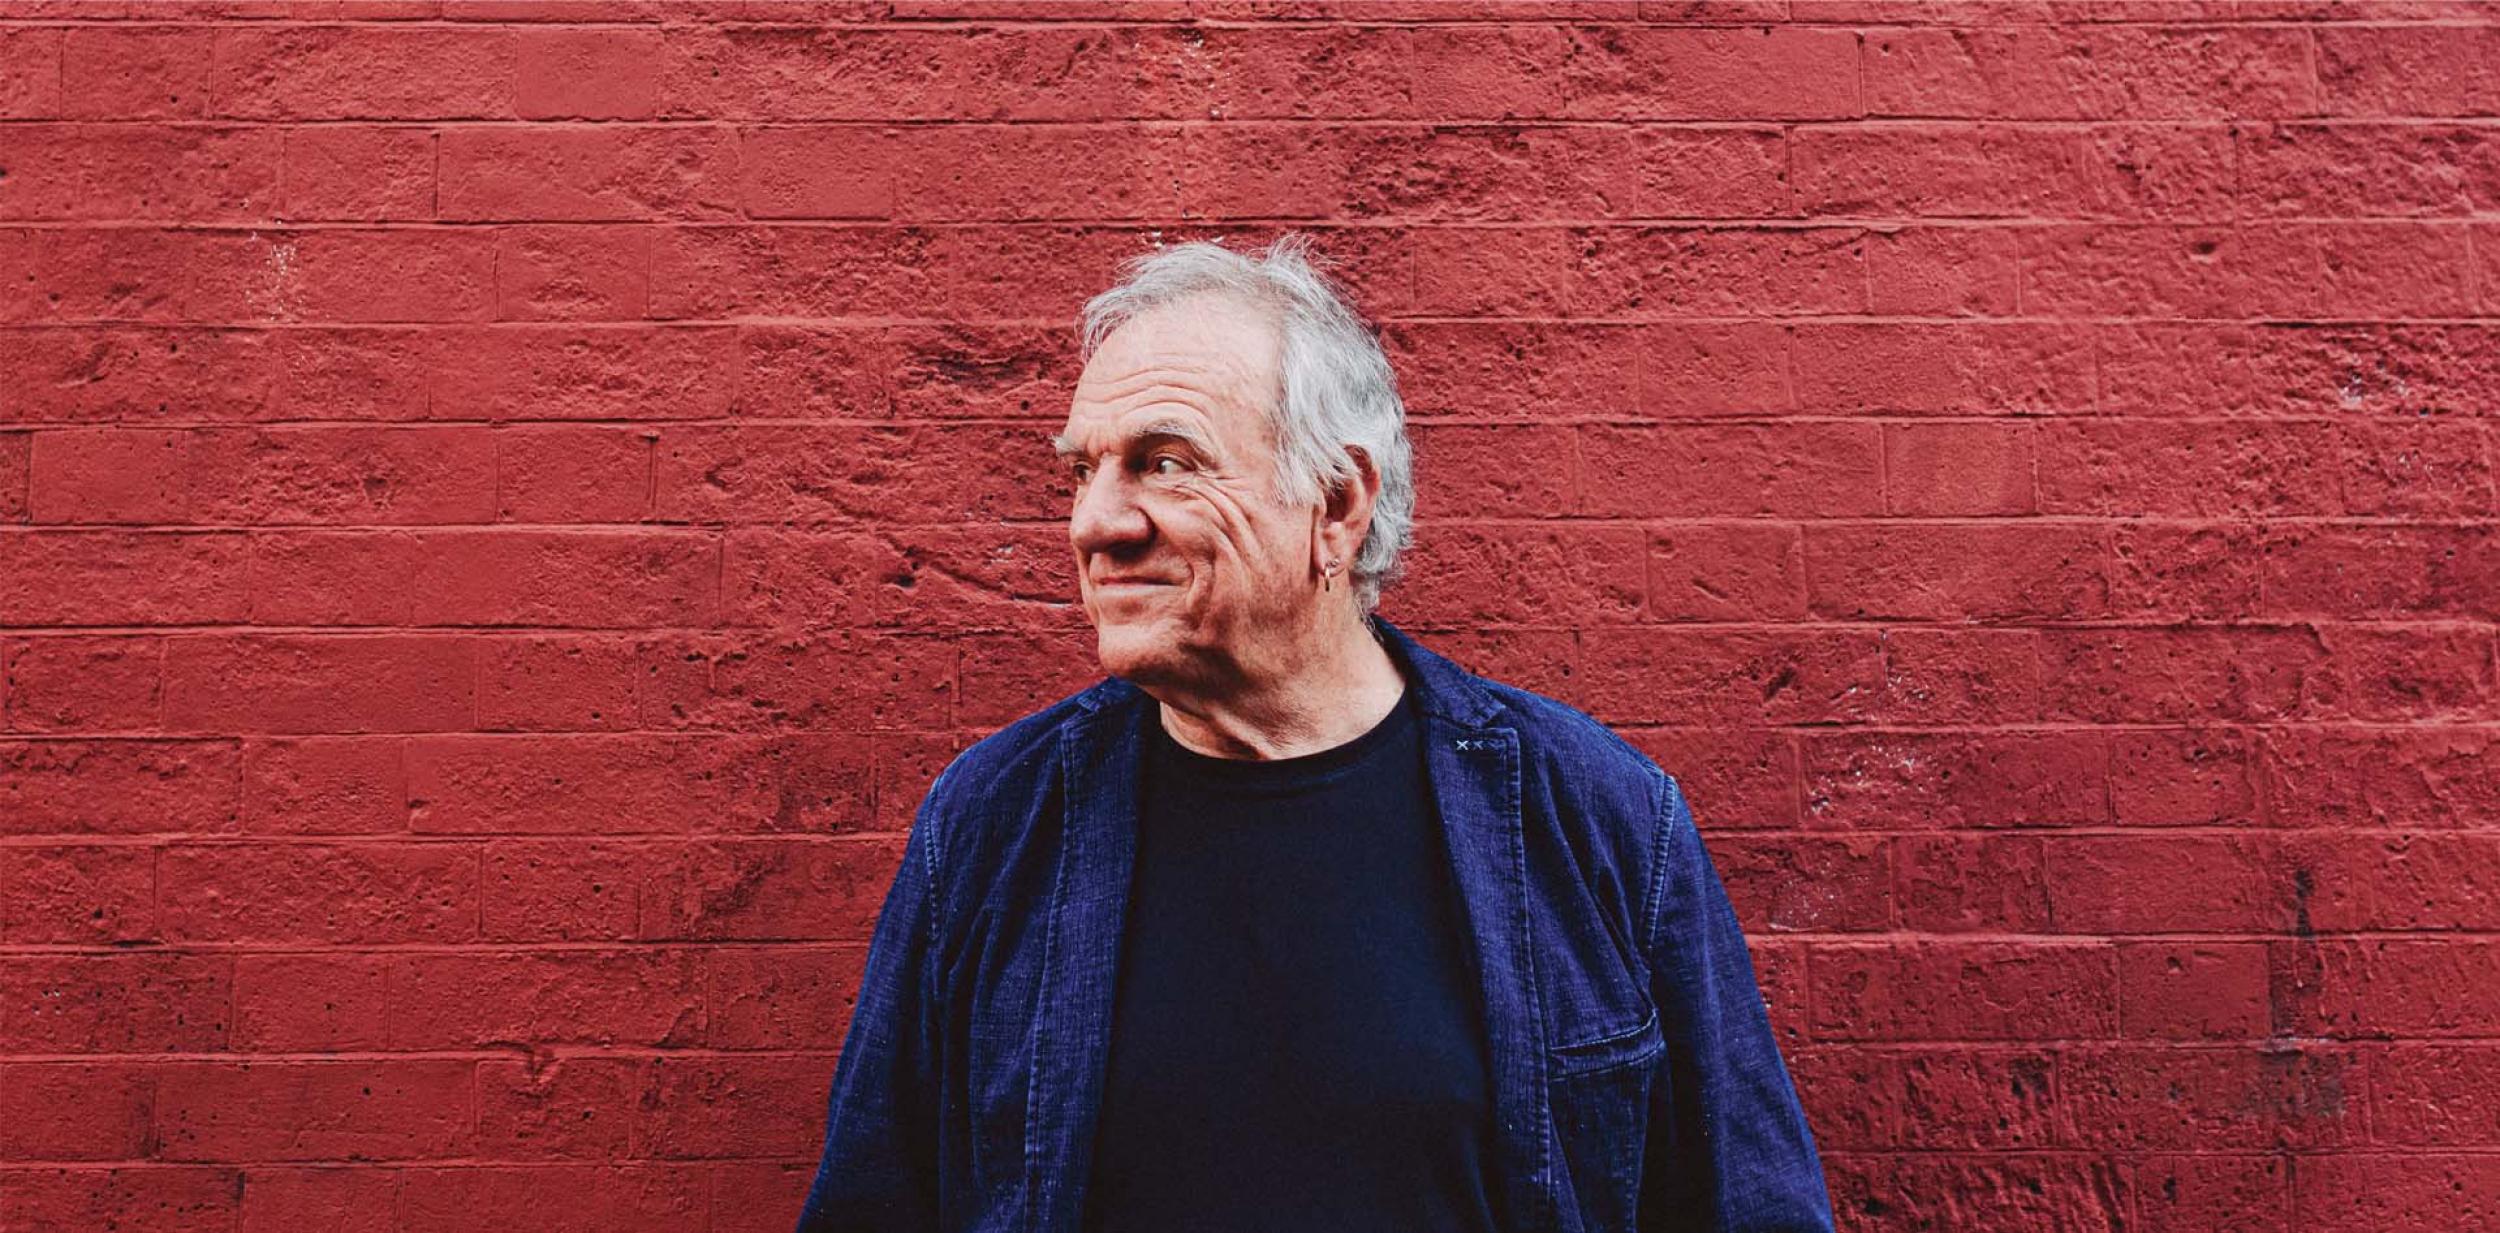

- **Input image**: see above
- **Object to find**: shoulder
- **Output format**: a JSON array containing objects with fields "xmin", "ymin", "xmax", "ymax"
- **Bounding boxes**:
[
  {"xmin": 1462, "ymin": 672, "xmax": 1694, "ymax": 968},
  {"xmin": 918, "ymin": 680, "xmax": 1111, "ymax": 826},
  {"xmin": 1476, "ymin": 676, "xmax": 1673, "ymax": 806},
  {"xmin": 898, "ymin": 680, "xmax": 1113, "ymax": 924}
]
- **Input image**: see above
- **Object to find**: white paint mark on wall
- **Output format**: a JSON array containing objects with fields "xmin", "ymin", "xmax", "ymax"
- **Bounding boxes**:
[{"xmin": 248, "ymin": 232, "xmax": 304, "ymax": 323}]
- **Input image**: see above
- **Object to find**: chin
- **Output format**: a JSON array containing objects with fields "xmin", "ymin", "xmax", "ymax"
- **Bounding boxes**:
[{"xmin": 1090, "ymin": 617, "xmax": 1180, "ymax": 682}]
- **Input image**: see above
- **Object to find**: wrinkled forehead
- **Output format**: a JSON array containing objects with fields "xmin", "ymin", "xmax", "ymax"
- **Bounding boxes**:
[{"xmin": 1071, "ymin": 291, "xmax": 1286, "ymax": 417}]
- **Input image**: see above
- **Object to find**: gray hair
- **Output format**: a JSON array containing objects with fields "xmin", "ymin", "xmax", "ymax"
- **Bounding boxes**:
[{"xmin": 1075, "ymin": 232, "xmax": 1416, "ymax": 616}]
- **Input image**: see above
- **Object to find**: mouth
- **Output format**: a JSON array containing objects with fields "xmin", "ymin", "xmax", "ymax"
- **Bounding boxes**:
[{"xmin": 1091, "ymin": 576, "xmax": 1176, "ymax": 608}]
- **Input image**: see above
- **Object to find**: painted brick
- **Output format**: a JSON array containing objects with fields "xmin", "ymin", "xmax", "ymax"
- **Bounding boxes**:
[
  {"xmin": 704, "ymin": 945, "xmax": 865, "ymax": 1050},
  {"xmin": 494, "ymin": 225, "xmax": 653, "ymax": 320},
  {"xmin": 635, "ymin": 838, "xmax": 903, "ymax": 942},
  {"xmin": 477, "ymin": 1055, "xmax": 646, "ymax": 1160},
  {"xmin": 399, "ymin": 1164, "xmax": 705, "ymax": 1233},
  {"xmin": 1894, "ymin": 834, "xmax": 2050, "ymax": 933},
  {"xmin": 1794, "ymin": 323, "xmax": 2094, "ymax": 413},
  {"xmin": 639, "ymin": 1054, "xmax": 836, "ymax": 1159},
  {"xmin": 0, "ymin": 844, "xmax": 158, "ymax": 945},
  {"xmin": 1865, "ymin": 26, "xmax": 2314, "ymax": 120},
  {"xmin": 482, "ymin": 839, "xmax": 641, "ymax": 942},
  {"xmin": 231, "ymin": 952, "xmax": 391, "ymax": 1052},
  {"xmin": 387, "ymin": 950, "xmax": 703, "ymax": 1048},
  {"xmin": 515, "ymin": 27, "xmax": 662, "ymax": 121},
  {"xmin": 213, "ymin": 26, "xmax": 519, "ymax": 121},
  {"xmin": 1804, "ymin": 730, "xmax": 2110, "ymax": 830},
  {"xmin": 0, "ymin": 738, "xmax": 238, "ymax": 834},
  {"xmin": 1386, "ymin": 323, "xmax": 1637, "ymax": 419},
  {"xmin": 1619, "ymin": 726, "xmax": 1800, "ymax": 831},
  {"xmin": 1714, "ymin": 834, "xmax": 1894, "ymax": 932},
  {"xmin": 62, "ymin": 28, "xmax": 214, "ymax": 121},
  {"xmin": 0, "ymin": 953, "xmax": 232, "ymax": 1053},
  {"xmin": 240, "ymin": 737, "xmax": 406, "ymax": 835},
  {"xmin": 0, "ymin": 28, "xmax": 64, "ymax": 120},
  {"xmin": 163, "ymin": 635, "xmax": 478, "ymax": 734},
  {"xmin": 159, "ymin": 842, "xmax": 480, "ymax": 944},
  {"xmin": 0, "ymin": 1167, "xmax": 245, "ymax": 1233},
  {"xmin": 0, "ymin": 124, "xmax": 279, "ymax": 221},
  {"xmin": 3, "ymin": 634, "xmax": 164, "ymax": 732},
  {"xmin": 0, "ymin": 1062, "xmax": 154, "ymax": 1158},
  {"xmin": 237, "ymin": 1166, "xmax": 398, "ymax": 1233},
  {"xmin": 8, "ymin": 8, "xmax": 2495, "ymax": 1229},
  {"xmin": 439, "ymin": 126, "xmax": 740, "ymax": 222},
  {"xmin": 1866, "ymin": 225, "xmax": 2021, "ymax": 316},
  {"xmin": 1577, "ymin": 423, "xmax": 1884, "ymax": 517},
  {"xmin": 153, "ymin": 1060, "xmax": 477, "ymax": 1161},
  {"xmin": 1873, "ymin": 629, "xmax": 2045, "ymax": 725},
  {"xmin": 2062, "ymin": 1044, "xmax": 2361, "ymax": 1150},
  {"xmin": 1821, "ymin": 1152, "xmax": 2136, "ymax": 1232},
  {"xmin": 281, "ymin": 125, "xmax": 434, "ymax": 221},
  {"xmin": 1580, "ymin": 628, "xmax": 1885, "ymax": 727},
  {"xmin": 476, "ymin": 636, "xmax": 645, "ymax": 732},
  {"xmin": 2138, "ymin": 1153, "xmax": 2290, "ymax": 1233},
  {"xmin": 1645, "ymin": 522, "xmax": 1807, "ymax": 622},
  {"xmin": 1809, "ymin": 942, "xmax": 2120, "ymax": 1041},
  {"xmin": 1393, "ymin": 523, "xmax": 1648, "ymax": 626},
  {"xmin": 2296, "ymin": 1154, "xmax": 2500, "ymax": 1233}
]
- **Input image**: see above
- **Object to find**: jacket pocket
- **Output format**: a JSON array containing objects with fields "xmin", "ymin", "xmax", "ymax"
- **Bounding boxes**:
[
  {"xmin": 1547, "ymin": 1008, "xmax": 1664, "ymax": 1233},
  {"xmin": 1551, "ymin": 1006, "xmax": 1664, "ymax": 1077}
]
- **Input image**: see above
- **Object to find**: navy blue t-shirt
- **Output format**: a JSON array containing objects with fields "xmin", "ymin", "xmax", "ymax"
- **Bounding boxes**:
[{"xmin": 1077, "ymin": 676, "xmax": 1506, "ymax": 1233}]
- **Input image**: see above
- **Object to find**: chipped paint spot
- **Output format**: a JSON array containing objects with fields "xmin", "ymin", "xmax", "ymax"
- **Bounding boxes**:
[{"xmin": 248, "ymin": 232, "xmax": 304, "ymax": 323}]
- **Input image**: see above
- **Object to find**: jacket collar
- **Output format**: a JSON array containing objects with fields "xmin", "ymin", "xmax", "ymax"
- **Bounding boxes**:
[{"xmin": 1031, "ymin": 615, "xmax": 1550, "ymax": 1233}]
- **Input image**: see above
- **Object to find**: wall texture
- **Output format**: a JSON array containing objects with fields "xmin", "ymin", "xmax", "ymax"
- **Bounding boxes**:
[{"xmin": 2, "ymin": 0, "xmax": 2496, "ymax": 1230}]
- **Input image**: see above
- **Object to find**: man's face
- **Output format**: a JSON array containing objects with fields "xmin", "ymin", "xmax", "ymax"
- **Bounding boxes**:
[{"xmin": 1055, "ymin": 293, "xmax": 1312, "ymax": 687}]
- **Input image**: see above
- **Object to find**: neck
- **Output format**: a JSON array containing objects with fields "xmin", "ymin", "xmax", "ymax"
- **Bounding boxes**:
[{"xmin": 1151, "ymin": 609, "xmax": 1407, "ymax": 761}]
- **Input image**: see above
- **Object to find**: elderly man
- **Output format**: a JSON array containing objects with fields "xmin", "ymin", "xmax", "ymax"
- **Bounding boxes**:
[{"xmin": 796, "ymin": 234, "xmax": 1834, "ymax": 1233}]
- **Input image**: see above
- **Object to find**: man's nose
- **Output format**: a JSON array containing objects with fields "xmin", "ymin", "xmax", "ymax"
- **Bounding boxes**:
[{"xmin": 1069, "ymin": 464, "xmax": 1151, "ymax": 559}]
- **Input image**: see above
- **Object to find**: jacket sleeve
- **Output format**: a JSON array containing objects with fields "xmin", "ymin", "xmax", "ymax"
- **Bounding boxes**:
[
  {"xmin": 795, "ymin": 776, "xmax": 951, "ymax": 1233},
  {"xmin": 1637, "ymin": 772, "xmax": 1836, "ymax": 1233}
]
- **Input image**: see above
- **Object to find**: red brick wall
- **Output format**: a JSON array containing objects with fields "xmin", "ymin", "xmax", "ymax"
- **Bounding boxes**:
[{"xmin": 2, "ymin": 1, "xmax": 2495, "ymax": 1230}]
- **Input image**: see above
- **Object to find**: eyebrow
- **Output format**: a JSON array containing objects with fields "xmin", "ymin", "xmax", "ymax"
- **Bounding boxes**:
[{"xmin": 1049, "ymin": 416, "xmax": 1225, "ymax": 467}]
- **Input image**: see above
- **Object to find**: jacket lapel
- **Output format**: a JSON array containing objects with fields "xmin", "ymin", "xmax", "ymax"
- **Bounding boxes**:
[
  {"xmin": 1028, "ymin": 617, "xmax": 1549, "ymax": 1233},
  {"xmin": 1388, "ymin": 618, "xmax": 1554, "ymax": 1233},
  {"xmin": 1030, "ymin": 686, "xmax": 1148, "ymax": 1233}
]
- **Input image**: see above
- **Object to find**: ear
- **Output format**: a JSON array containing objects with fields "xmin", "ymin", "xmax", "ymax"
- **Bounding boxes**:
[{"xmin": 1313, "ymin": 444, "xmax": 1382, "ymax": 580}]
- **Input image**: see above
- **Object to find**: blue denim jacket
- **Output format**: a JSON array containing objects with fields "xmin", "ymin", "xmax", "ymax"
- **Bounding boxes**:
[{"xmin": 797, "ymin": 616, "xmax": 1835, "ymax": 1233}]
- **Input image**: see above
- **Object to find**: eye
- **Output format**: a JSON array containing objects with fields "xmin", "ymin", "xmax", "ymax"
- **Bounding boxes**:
[{"xmin": 1149, "ymin": 454, "xmax": 1187, "ymax": 476}]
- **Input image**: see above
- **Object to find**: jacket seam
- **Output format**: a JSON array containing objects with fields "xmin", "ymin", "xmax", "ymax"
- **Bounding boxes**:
[
  {"xmin": 1639, "ymin": 767, "xmax": 1674, "ymax": 968},
  {"xmin": 1023, "ymin": 727, "xmax": 1079, "ymax": 1233},
  {"xmin": 914, "ymin": 755, "xmax": 958, "ymax": 1229},
  {"xmin": 919, "ymin": 757, "xmax": 959, "ymax": 988},
  {"xmin": 1025, "ymin": 835, "xmax": 1066, "ymax": 1233},
  {"xmin": 1497, "ymin": 727, "xmax": 1555, "ymax": 1233}
]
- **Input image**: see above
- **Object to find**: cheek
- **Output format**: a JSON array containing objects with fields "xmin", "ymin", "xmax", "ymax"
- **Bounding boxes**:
[
  {"xmin": 1172, "ymin": 482, "xmax": 1285, "ymax": 568},
  {"xmin": 1146, "ymin": 488, "xmax": 1226, "ymax": 558}
]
